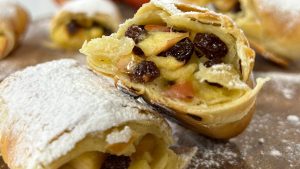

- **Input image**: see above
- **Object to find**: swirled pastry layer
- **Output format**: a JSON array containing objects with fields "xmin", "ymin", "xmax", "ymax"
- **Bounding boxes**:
[{"xmin": 81, "ymin": 0, "xmax": 268, "ymax": 138}]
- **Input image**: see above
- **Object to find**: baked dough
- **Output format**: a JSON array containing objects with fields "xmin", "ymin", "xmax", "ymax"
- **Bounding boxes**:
[
  {"xmin": 176, "ymin": 0, "xmax": 211, "ymax": 6},
  {"xmin": 0, "ymin": 2, "xmax": 29, "ymax": 59},
  {"xmin": 81, "ymin": 0, "xmax": 268, "ymax": 139},
  {"xmin": 50, "ymin": 0, "xmax": 121, "ymax": 49},
  {"xmin": 203, "ymin": 0, "xmax": 300, "ymax": 66},
  {"xmin": 80, "ymin": 0, "xmax": 268, "ymax": 139},
  {"xmin": 0, "ymin": 59, "xmax": 191, "ymax": 169}
]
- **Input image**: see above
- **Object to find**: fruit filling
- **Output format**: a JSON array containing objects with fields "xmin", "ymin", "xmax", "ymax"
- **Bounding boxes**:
[
  {"xmin": 82, "ymin": 23, "xmax": 250, "ymax": 105},
  {"xmin": 111, "ymin": 24, "xmax": 246, "ymax": 102},
  {"xmin": 65, "ymin": 19, "xmax": 111, "ymax": 37},
  {"xmin": 59, "ymin": 126, "xmax": 179, "ymax": 169},
  {"xmin": 52, "ymin": 15, "xmax": 113, "ymax": 49}
]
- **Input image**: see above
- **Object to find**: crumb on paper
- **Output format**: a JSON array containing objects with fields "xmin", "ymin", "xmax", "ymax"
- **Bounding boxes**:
[
  {"xmin": 287, "ymin": 115, "xmax": 299, "ymax": 124},
  {"xmin": 270, "ymin": 149, "xmax": 282, "ymax": 157},
  {"xmin": 282, "ymin": 88, "xmax": 295, "ymax": 99},
  {"xmin": 258, "ymin": 138, "xmax": 265, "ymax": 144}
]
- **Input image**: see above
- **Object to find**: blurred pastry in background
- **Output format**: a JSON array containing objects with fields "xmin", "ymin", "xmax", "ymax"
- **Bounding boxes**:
[
  {"xmin": 196, "ymin": 0, "xmax": 300, "ymax": 66},
  {"xmin": 50, "ymin": 0, "xmax": 121, "ymax": 50},
  {"xmin": 53, "ymin": 0, "xmax": 70, "ymax": 6},
  {"xmin": 115, "ymin": 0, "xmax": 150, "ymax": 9},
  {"xmin": 0, "ymin": 2, "xmax": 30, "ymax": 60}
]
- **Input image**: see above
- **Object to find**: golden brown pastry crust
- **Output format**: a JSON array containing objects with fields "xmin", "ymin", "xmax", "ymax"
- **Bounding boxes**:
[
  {"xmin": 0, "ymin": 59, "xmax": 190, "ymax": 169},
  {"xmin": 81, "ymin": 0, "xmax": 268, "ymax": 139},
  {"xmin": 250, "ymin": 0, "xmax": 300, "ymax": 62}
]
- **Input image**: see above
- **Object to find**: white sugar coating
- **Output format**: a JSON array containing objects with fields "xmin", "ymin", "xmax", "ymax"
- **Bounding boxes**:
[
  {"xmin": 258, "ymin": 138, "xmax": 265, "ymax": 144},
  {"xmin": 258, "ymin": 0, "xmax": 300, "ymax": 28},
  {"xmin": 270, "ymin": 149, "xmax": 282, "ymax": 157},
  {"xmin": 196, "ymin": 63, "xmax": 249, "ymax": 90},
  {"xmin": 260, "ymin": 0, "xmax": 300, "ymax": 14},
  {"xmin": 169, "ymin": 122, "xmax": 240, "ymax": 169},
  {"xmin": 287, "ymin": 115, "xmax": 299, "ymax": 124},
  {"xmin": 0, "ymin": 59, "xmax": 168, "ymax": 169},
  {"xmin": 256, "ymin": 72, "xmax": 300, "ymax": 100},
  {"xmin": 106, "ymin": 126, "xmax": 133, "ymax": 144},
  {"xmin": 282, "ymin": 88, "xmax": 294, "ymax": 99},
  {"xmin": 62, "ymin": 0, "xmax": 119, "ymax": 19}
]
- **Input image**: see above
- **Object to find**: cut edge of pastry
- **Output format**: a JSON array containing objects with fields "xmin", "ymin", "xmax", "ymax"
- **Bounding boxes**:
[
  {"xmin": 115, "ymin": 75, "xmax": 268, "ymax": 139},
  {"xmin": 81, "ymin": 0, "xmax": 268, "ymax": 138},
  {"xmin": 45, "ymin": 123, "xmax": 183, "ymax": 169}
]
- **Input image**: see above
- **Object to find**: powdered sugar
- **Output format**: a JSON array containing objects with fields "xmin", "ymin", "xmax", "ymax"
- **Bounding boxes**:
[
  {"xmin": 169, "ymin": 70, "xmax": 300, "ymax": 168},
  {"xmin": 258, "ymin": 138, "xmax": 265, "ymax": 144},
  {"xmin": 62, "ymin": 0, "xmax": 119, "ymax": 20},
  {"xmin": 256, "ymin": 72, "xmax": 300, "ymax": 100},
  {"xmin": 0, "ymin": 59, "xmax": 167, "ymax": 169},
  {"xmin": 270, "ymin": 149, "xmax": 282, "ymax": 157},
  {"xmin": 282, "ymin": 88, "xmax": 295, "ymax": 99},
  {"xmin": 287, "ymin": 115, "xmax": 300, "ymax": 125},
  {"xmin": 259, "ymin": 0, "xmax": 300, "ymax": 27},
  {"xmin": 196, "ymin": 63, "xmax": 249, "ymax": 90},
  {"xmin": 260, "ymin": 0, "xmax": 300, "ymax": 15},
  {"xmin": 169, "ymin": 122, "xmax": 242, "ymax": 169}
]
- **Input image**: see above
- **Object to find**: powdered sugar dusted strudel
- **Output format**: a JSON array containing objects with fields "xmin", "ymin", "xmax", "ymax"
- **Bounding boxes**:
[{"xmin": 0, "ymin": 59, "xmax": 192, "ymax": 169}]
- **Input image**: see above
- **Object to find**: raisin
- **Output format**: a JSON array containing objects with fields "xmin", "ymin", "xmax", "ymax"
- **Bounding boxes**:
[
  {"xmin": 132, "ymin": 46, "xmax": 144, "ymax": 56},
  {"xmin": 194, "ymin": 33, "xmax": 228, "ymax": 60},
  {"xmin": 195, "ymin": 49, "xmax": 204, "ymax": 58},
  {"xmin": 101, "ymin": 155, "xmax": 131, "ymax": 169},
  {"xmin": 66, "ymin": 20, "xmax": 81, "ymax": 35},
  {"xmin": 130, "ymin": 61, "xmax": 160, "ymax": 83},
  {"xmin": 204, "ymin": 59, "xmax": 222, "ymax": 68},
  {"xmin": 231, "ymin": 1, "xmax": 242, "ymax": 13},
  {"xmin": 92, "ymin": 22, "xmax": 112, "ymax": 35},
  {"xmin": 125, "ymin": 25, "xmax": 147, "ymax": 44},
  {"xmin": 164, "ymin": 38, "xmax": 194, "ymax": 63}
]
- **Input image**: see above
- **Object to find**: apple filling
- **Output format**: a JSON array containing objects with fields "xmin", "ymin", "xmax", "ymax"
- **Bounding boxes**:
[
  {"xmin": 81, "ymin": 24, "xmax": 250, "ymax": 106},
  {"xmin": 51, "ymin": 14, "xmax": 112, "ymax": 49},
  {"xmin": 56, "ymin": 125, "xmax": 180, "ymax": 169},
  {"xmin": 118, "ymin": 25, "xmax": 248, "ymax": 103}
]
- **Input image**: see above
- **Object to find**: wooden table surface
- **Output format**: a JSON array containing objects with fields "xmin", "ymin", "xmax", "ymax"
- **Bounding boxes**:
[{"xmin": 0, "ymin": 2, "xmax": 299, "ymax": 169}]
